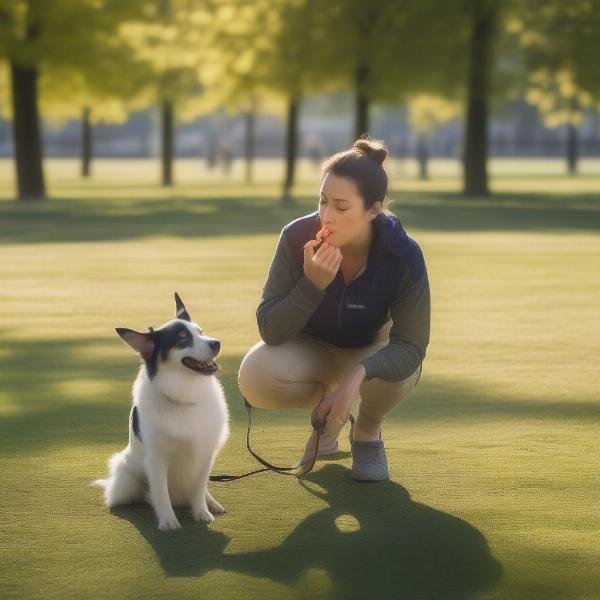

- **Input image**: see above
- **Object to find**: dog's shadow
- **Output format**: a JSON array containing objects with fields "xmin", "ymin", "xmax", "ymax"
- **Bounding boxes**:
[
  {"xmin": 110, "ymin": 505, "xmax": 230, "ymax": 577},
  {"xmin": 112, "ymin": 464, "xmax": 503, "ymax": 598}
]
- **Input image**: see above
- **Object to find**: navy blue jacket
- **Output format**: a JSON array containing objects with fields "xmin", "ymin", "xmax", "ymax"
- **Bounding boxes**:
[{"xmin": 257, "ymin": 211, "xmax": 430, "ymax": 381}]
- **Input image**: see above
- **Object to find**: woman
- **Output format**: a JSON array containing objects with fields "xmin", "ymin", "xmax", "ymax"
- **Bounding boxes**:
[{"xmin": 238, "ymin": 137, "xmax": 430, "ymax": 482}]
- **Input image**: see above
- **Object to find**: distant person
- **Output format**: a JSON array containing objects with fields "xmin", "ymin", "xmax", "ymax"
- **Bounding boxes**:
[
  {"xmin": 206, "ymin": 138, "xmax": 218, "ymax": 169},
  {"xmin": 306, "ymin": 135, "xmax": 324, "ymax": 168},
  {"xmin": 238, "ymin": 136, "xmax": 431, "ymax": 482},
  {"xmin": 218, "ymin": 141, "xmax": 234, "ymax": 175}
]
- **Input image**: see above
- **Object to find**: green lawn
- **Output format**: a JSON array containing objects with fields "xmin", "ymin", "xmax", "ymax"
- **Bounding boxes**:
[{"xmin": 1, "ymin": 158, "xmax": 599, "ymax": 600}]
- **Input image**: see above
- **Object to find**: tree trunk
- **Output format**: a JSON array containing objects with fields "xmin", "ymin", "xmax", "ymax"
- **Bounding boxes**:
[
  {"xmin": 566, "ymin": 123, "xmax": 578, "ymax": 175},
  {"xmin": 244, "ymin": 109, "xmax": 255, "ymax": 183},
  {"xmin": 10, "ymin": 59, "xmax": 46, "ymax": 201},
  {"xmin": 81, "ymin": 106, "xmax": 92, "ymax": 178},
  {"xmin": 161, "ymin": 100, "xmax": 173, "ymax": 186},
  {"xmin": 463, "ymin": 1, "xmax": 496, "ymax": 197},
  {"xmin": 354, "ymin": 64, "xmax": 369, "ymax": 140},
  {"xmin": 417, "ymin": 135, "xmax": 430, "ymax": 180},
  {"xmin": 282, "ymin": 97, "xmax": 299, "ymax": 207}
]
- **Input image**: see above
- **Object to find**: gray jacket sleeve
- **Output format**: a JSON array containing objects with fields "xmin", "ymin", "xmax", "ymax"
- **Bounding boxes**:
[
  {"xmin": 359, "ymin": 266, "xmax": 431, "ymax": 382},
  {"xmin": 256, "ymin": 229, "xmax": 325, "ymax": 345}
]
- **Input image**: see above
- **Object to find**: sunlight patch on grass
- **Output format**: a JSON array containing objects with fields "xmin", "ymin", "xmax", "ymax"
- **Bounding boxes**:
[{"xmin": 334, "ymin": 514, "xmax": 361, "ymax": 533}]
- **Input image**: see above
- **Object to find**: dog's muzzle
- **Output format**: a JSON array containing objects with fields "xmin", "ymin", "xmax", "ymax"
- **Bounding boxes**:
[{"xmin": 181, "ymin": 357, "xmax": 220, "ymax": 374}]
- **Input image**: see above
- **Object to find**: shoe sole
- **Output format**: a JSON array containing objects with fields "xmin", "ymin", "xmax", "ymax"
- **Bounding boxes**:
[{"xmin": 351, "ymin": 473, "xmax": 389, "ymax": 482}]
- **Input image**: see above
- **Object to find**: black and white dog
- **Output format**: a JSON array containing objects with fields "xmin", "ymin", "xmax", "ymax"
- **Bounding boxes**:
[{"xmin": 92, "ymin": 293, "xmax": 229, "ymax": 530}]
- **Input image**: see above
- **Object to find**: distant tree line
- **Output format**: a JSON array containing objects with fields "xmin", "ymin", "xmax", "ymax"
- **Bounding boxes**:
[{"xmin": 1, "ymin": 0, "xmax": 600, "ymax": 201}]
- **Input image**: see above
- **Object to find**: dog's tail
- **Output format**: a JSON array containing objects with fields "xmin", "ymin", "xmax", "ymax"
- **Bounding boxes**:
[{"xmin": 90, "ymin": 452, "xmax": 145, "ymax": 507}]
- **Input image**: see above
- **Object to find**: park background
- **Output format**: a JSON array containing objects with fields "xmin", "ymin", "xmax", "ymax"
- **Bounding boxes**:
[{"xmin": 1, "ymin": 1, "xmax": 599, "ymax": 599}]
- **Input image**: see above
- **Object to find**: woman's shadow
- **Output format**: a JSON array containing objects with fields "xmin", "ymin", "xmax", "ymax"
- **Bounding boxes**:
[{"xmin": 111, "ymin": 464, "xmax": 502, "ymax": 599}]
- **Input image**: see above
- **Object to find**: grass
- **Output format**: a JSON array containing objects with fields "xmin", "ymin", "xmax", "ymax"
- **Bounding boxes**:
[{"xmin": 1, "ymin": 157, "xmax": 599, "ymax": 600}]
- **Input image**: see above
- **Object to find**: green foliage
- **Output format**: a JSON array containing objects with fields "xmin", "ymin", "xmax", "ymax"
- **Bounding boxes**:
[
  {"xmin": 514, "ymin": 0, "xmax": 600, "ymax": 113},
  {"xmin": 0, "ymin": 0, "xmax": 143, "ymax": 69},
  {"xmin": 119, "ymin": 0, "xmax": 222, "ymax": 116},
  {"xmin": 407, "ymin": 94, "xmax": 461, "ymax": 133},
  {"xmin": 526, "ymin": 69, "xmax": 593, "ymax": 128},
  {"xmin": 0, "ymin": 0, "xmax": 152, "ymax": 122}
]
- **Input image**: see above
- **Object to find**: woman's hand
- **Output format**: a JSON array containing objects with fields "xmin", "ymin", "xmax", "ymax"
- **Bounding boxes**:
[
  {"xmin": 303, "ymin": 240, "xmax": 342, "ymax": 291},
  {"xmin": 313, "ymin": 364, "xmax": 367, "ymax": 427}
]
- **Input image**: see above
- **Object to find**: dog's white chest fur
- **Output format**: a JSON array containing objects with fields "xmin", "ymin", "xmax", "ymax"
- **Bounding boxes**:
[
  {"xmin": 129, "ymin": 367, "xmax": 230, "ymax": 504},
  {"xmin": 135, "ymin": 367, "xmax": 229, "ymax": 445}
]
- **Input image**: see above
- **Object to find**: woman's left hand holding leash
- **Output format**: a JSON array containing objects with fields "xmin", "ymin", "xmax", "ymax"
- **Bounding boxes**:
[{"xmin": 314, "ymin": 364, "xmax": 367, "ymax": 427}]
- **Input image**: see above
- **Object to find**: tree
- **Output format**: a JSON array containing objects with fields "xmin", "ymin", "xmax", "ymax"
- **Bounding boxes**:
[
  {"xmin": 209, "ymin": 0, "xmax": 331, "ymax": 204},
  {"xmin": 39, "ymin": 42, "xmax": 149, "ymax": 178},
  {"xmin": 0, "ymin": 0, "xmax": 147, "ymax": 199},
  {"xmin": 396, "ymin": 0, "xmax": 519, "ymax": 197},
  {"xmin": 321, "ymin": 0, "xmax": 418, "ymax": 140},
  {"xmin": 511, "ymin": 0, "xmax": 600, "ymax": 174},
  {"xmin": 254, "ymin": 0, "xmax": 327, "ymax": 204},
  {"xmin": 181, "ymin": 1, "xmax": 287, "ymax": 184},
  {"xmin": 407, "ymin": 94, "xmax": 460, "ymax": 180},
  {"xmin": 525, "ymin": 69, "xmax": 593, "ymax": 174},
  {"xmin": 0, "ymin": 1, "xmax": 46, "ymax": 200},
  {"xmin": 118, "ymin": 0, "xmax": 215, "ymax": 186},
  {"xmin": 462, "ymin": 0, "xmax": 501, "ymax": 196}
]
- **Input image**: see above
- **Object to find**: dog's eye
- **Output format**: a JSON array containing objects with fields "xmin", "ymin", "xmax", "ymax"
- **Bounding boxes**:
[{"xmin": 178, "ymin": 330, "xmax": 187, "ymax": 338}]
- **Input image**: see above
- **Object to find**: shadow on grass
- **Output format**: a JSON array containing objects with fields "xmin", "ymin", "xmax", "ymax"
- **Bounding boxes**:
[
  {"xmin": 386, "ymin": 190, "xmax": 600, "ymax": 233},
  {"xmin": 1, "ymin": 335, "xmax": 599, "ymax": 457},
  {"xmin": 3, "ymin": 333, "xmax": 588, "ymax": 597},
  {"xmin": 0, "ymin": 195, "xmax": 300, "ymax": 245},
  {"xmin": 111, "ymin": 464, "xmax": 502, "ymax": 599},
  {"xmin": 0, "ymin": 188, "xmax": 599, "ymax": 246},
  {"xmin": 109, "ymin": 504, "xmax": 231, "ymax": 577}
]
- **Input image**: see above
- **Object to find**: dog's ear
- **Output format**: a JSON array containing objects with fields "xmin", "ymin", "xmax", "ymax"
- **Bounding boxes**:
[
  {"xmin": 115, "ymin": 328, "xmax": 155, "ymax": 359},
  {"xmin": 174, "ymin": 292, "xmax": 191, "ymax": 322}
]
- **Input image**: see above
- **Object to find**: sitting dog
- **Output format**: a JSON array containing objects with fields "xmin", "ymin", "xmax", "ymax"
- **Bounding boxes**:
[{"xmin": 92, "ymin": 292, "xmax": 229, "ymax": 530}]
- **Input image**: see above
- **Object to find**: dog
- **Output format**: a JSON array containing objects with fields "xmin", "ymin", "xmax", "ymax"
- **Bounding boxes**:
[{"xmin": 92, "ymin": 292, "xmax": 229, "ymax": 530}]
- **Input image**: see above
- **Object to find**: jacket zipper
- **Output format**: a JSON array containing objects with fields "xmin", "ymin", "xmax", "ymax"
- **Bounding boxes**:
[
  {"xmin": 336, "ymin": 258, "xmax": 370, "ymax": 332},
  {"xmin": 336, "ymin": 284, "xmax": 347, "ymax": 332}
]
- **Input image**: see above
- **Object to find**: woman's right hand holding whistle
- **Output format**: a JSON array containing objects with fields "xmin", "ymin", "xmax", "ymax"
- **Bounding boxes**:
[{"xmin": 303, "ymin": 240, "xmax": 342, "ymax": 291}]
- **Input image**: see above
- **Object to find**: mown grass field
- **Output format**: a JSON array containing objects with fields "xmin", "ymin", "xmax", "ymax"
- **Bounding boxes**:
[{"xmin": 1, "ymin": 157, "xmax": 599, "ymax": 600}]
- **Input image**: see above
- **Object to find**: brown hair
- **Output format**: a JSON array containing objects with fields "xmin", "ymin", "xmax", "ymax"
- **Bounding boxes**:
[{"xmin": 320, "ymin": 135, "xmax": 392, "ymax": 214}]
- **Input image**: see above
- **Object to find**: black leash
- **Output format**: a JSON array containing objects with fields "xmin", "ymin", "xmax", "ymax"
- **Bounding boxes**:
[
  {"xmin": 209, "ymin": 397, "xmax": 343, "ymax": 482},
  {"xmin": 209, "ymin": 363, "xmax": 422, "ymax": 482}
]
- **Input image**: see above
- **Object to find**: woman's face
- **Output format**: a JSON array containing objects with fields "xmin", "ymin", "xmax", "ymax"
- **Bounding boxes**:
[{"xmin": 318, "ymin": 172, "xmax": 380, "ymax": 251}]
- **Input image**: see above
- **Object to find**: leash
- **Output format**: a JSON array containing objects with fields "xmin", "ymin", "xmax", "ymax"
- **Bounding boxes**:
[
  {"xmin": 209, "ymin": 363, "xmax": 421, "ymax": 482},
  {"xmin": 209, "ymin": 397, "xmax": 353, "ymax": 482}
]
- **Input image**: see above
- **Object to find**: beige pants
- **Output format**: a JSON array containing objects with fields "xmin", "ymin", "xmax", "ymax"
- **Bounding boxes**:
[{"xmin": 237, "ymin": 329, "xmax": 422, "ymax": 431}]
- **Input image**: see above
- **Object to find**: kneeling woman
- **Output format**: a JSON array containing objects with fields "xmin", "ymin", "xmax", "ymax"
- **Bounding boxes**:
[{"xmin": 238, "ymin": 137, "xmax": 431, "ymax": 482}]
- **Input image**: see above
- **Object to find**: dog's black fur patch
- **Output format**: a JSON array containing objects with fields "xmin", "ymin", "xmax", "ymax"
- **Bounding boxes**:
[
  {"xmin": 131, "ymin": 406, "xmax": 142, "ymax": 441},
  {"xmin": 145, "ymin": 321, "xmax": 193, "ymax": 379}
]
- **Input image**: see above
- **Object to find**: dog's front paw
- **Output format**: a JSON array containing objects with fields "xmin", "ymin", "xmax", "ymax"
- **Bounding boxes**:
[
  {"xmin": 157, "ymin": 513, "xmax": 181, "ymax": 531},
  {"xmin": 207, "ymin": 498, "xmax": 225, "ymax": 515},
  {"xmin": 192, "ymin": 505, "xmax": 215, "ymax": 524}
]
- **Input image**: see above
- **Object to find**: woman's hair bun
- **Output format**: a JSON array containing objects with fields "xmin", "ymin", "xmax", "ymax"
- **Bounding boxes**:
[{"xmin": 352, "ymin": 136, "xmax": 388, "ymax": 164}]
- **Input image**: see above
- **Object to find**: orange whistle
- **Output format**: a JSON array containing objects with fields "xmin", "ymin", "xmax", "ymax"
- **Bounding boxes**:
[
  {"xmin": 316, "ymin": 227, "xmax": 331, "ymax": 242},
  {"xmin": 304, "ymin": 227, "xmax": 332, "ymax": 250}
]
